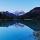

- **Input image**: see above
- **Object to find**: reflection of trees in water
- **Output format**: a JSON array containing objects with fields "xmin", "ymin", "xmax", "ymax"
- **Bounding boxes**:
[
  {"xmin": 33, "ymin": 31, "xmax": 40, "ymax": 40},
  {"xmin": 0, "ymin": 20, "xmax": 15, "ymax": 27}
]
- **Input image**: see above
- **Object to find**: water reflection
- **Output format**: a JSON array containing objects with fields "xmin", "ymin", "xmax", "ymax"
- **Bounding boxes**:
[
  {"xmin": 0, "ymin": 19, "xmax": 40, "ymax": 31},
  {"xmin": 0, "ymin": 23, "xmax": 35, "ymax": 40}
]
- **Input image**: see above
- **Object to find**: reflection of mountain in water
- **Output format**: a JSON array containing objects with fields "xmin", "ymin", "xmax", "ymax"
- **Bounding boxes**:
[{"xmin": 0, "ymin": 7, "xmax": 40, "ymax": 31}]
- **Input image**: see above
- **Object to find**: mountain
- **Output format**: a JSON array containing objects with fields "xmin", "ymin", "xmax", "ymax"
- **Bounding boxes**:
[
  {"xmin": 19, "ymin": 7, "xmax": 40, "ymax": 19},
  {"xmin": 0, "ymin": 11, "xmax": 16, "ymax": 18},
  {"xmin": 14, "ymin": 11, "xmax": 25, "ymax": 16},
  {"xmin": 2, "ymin": 11, "xmax": 16, "ymax": 17}
]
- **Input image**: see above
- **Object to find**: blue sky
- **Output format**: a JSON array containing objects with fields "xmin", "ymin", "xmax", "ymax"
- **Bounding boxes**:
[{"xmin": 0, "ymin": 0, "xmax": 40, "ymax": 12}]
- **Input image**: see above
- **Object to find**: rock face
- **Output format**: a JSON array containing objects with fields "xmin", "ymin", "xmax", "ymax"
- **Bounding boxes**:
[{"xmin": 19, "ymin": 7, "xmax": 40, "ymax": 31}]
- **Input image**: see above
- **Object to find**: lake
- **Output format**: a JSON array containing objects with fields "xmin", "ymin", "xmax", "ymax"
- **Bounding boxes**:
[{"xmin": 0, "ymin": 23, "xmax": 35, "ymax": 40}]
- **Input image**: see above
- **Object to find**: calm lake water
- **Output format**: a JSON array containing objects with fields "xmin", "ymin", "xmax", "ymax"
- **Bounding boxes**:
[{"xmin": 0, "ymin": 23, "xmax": 35, "ymax": 40}]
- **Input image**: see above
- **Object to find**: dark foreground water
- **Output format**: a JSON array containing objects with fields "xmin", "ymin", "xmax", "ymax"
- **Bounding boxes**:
[{"xmin": 0, "ymin": 23, "xmax": 35, "ymax": 40}]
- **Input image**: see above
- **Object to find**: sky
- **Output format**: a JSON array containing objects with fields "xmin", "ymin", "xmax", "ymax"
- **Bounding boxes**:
[{"xmin": 0, "ymin": 0, "xmax": 40, "ymax": 12}]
